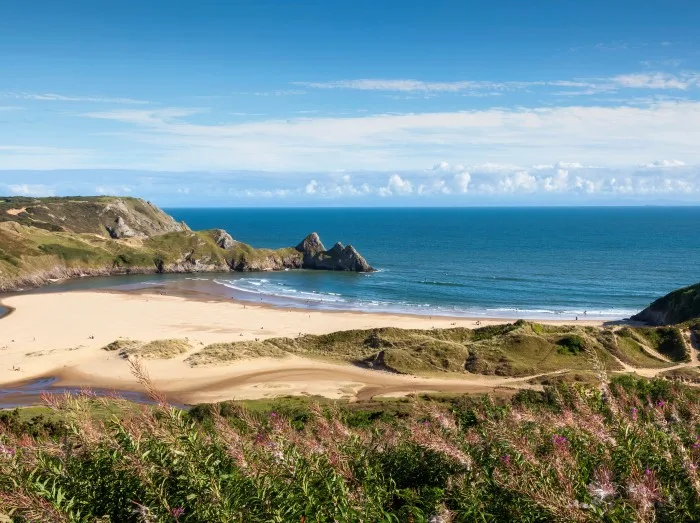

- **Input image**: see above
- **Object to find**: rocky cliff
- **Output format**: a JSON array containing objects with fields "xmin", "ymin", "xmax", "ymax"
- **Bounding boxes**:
[
  {"xmin": 632, "ymin": 282, "xmax": 700, "ymax": 325},
  {"xmin": 0, "ymin": 196, "xmax": 373, "ymax": 292}
]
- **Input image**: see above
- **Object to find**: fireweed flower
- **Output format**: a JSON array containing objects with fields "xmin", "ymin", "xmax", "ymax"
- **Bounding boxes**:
[
  {"xmin": 500, "ymin": 454, "xmax": 511, "ymax": 465},
  {"xmin": 0, "ymin": 444, "xmax": 16, "ymax": 458},
  {"xmin": 631, "ymin": 407, "xmax": 638, "ymax": 420},
  {"xmin": 552, "ymin": 434, "xmax": 568, "ymax": 448},
  {"xmin": 172, "ymin": 507, "xmax": 185, "ymax": 519}
]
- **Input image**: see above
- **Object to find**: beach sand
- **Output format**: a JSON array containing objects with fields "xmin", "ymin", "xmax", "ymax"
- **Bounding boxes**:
[{"xmin": 0, "ymin": 290, "xmax": 604, "ymax": 404}]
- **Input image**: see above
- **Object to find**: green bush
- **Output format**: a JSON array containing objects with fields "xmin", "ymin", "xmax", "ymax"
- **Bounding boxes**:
[{"xmin": 556, "ymin": 334, "xmax": 586, "ymax": 355}]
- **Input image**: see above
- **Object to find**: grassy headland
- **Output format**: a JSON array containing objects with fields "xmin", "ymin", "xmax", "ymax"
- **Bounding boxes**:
[{"xmin": 0, "ymin": 196, "xmax": 370, "ymax": 292}]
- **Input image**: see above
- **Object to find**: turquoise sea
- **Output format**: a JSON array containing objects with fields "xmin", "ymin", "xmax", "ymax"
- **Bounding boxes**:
[{"xmin": 11, "ymin": 207, "xmax": 700, "ymax": 321}]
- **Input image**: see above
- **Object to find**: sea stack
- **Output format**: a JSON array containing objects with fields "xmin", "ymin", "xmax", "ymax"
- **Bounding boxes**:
[{"xmin": 295, "ymin": 232, "xmax": 374, "ymax": 272}]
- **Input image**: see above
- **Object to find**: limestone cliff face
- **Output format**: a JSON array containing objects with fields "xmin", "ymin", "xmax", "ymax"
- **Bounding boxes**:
[
  {"xmin": 0, "ymin": 198, "xmax": 375, "ymax": 292},
  {"xmin": 631, "ymin": 282, "xmax": 700, "ymax": 325},
  {"xmin": 295, "ymin": 233, "xmax": 374, "ymax": 272}
]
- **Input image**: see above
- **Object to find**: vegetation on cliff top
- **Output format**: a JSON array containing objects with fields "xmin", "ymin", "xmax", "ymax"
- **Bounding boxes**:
[{"xmin": 633, "ymin": 282, "xmax": 700, "ymax": 326}]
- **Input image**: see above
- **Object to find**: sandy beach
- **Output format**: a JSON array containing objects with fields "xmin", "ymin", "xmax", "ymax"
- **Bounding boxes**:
[{"xmin": 0, "ymin": 289, "xmax": 605, "ymax": 404}]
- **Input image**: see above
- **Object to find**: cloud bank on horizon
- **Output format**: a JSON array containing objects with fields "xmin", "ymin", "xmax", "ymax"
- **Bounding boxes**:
[{"xmin": 0, "ymin": 0, "xmax": 699, "ymax": 205}]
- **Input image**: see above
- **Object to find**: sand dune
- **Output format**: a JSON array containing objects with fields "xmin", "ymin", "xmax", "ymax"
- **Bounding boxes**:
[{"xmin": 0, "ymin": 289, "xmax": 605, "ymax": 404}]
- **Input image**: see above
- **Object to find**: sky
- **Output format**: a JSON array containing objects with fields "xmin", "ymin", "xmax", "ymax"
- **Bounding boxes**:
[{"xmin": 1, "ymin": 0, "xmax": 700, "ymax": 206}]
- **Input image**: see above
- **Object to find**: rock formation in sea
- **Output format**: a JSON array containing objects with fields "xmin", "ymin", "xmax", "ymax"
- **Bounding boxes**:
[{"xmin": 295, "ymin": 233, "xmax": 374, "ymax": 272}]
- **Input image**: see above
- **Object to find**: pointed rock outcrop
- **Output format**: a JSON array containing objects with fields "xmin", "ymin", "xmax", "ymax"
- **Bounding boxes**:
[
  {"xmin": 295, "ymin": 233, "xmax": 374, "ymax": 272},
  {"xmin": 296, "ymin": 232, "xmax": 326, "ymax": 256},
  {"xmin": 106, "ymin": 216, "xmax": 136, "ymax": 239},
  {"xmin": 213, "ymin": 229, "xmax": 236, "ymax": 249}
]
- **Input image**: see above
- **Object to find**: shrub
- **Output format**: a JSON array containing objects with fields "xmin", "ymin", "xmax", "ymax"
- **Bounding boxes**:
[{"xmin": 556, "ymin": 334, "xmax": 586, "ymax": 355}]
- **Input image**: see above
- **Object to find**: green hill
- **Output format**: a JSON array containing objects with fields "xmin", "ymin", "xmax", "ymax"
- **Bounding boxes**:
[{"xmin": 632, "ymin": 282, "xmax": 700, "ymax": 325}]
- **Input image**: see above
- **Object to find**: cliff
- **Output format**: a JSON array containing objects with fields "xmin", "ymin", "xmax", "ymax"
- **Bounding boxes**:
[
  {"xmin": 0, "ymin": 196, "xmax": 373, "ymax": 292},
  {"xmin": 631, "ymin": 282, "xmax": 700, "ymax": 326}
]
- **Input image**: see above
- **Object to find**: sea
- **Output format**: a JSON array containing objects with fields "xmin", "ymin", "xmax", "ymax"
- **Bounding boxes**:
[{"xmin": 5, "ymin": 207, "xmax": 699, "ymax": 321}]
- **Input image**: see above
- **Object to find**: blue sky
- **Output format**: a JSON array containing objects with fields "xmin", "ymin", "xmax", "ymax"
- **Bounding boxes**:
[{"xmin": 1, "ymin": 0, "xmax": 700, "ymax": 206}]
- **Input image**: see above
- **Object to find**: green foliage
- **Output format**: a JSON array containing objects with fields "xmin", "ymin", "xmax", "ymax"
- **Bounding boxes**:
[
  {"xmin": 556, "ymin": 334, "xmax": 586, "ymax": 355},
  {"xmin": 635, "ymin": 327, "xmax": 690, "ymax": 362},
  {"xmin": 0, "ymin": 409, "xmax": 65, "ymax": 439},
  {"xmin": 2, "ymin": 379, "xmax": 699, "ymax": 522}
]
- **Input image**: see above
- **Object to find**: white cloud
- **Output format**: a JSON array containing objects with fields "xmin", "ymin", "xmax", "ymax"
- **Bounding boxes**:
[
  {"xmin": 640, "ymin": 159, "xmax": 686, "ymax": 168},
  {"xmin": 81, "ymin": 107, "xmax": 204, "ymax": 125},
  {"xmin": 294, "ymin": 79, "xmax": 493, "ymax": 93},
  {"xmin": 384, "ymin": 174, "xmax": 414, "ymax": 195},
  {"xmin": 452, "ymin": 172, "xmax": 471, "ymax": 193},
  {"xmin": 7, "ymin": 184, "xmax": 55, "ymax": 196},
  {"xmin": 4, "ymin": 92, "xmax": 150, "ymax": 104},
  {"xmin": 295, "ymin": 73, "xmax": 700, "ymax": 96},
  {"xmin": 542, "ymin": 169, "xmax": 571, "ymax": 192},
  {"xmin": 498, "ymin": 171, "xmax": 538, "ymax": 193},
  {"xmin": 305, "ymin": 179, "xmax": 318, "ymax": 194},
  {"xmin": 95, "ymin": 185, "xmax": 132, "ymax": 195},
  {"xmin": 211, "ymin": 162, "xmax": 700, "ymax": 201},
  {"xmin": 79, "ymin": 101, "xmax": 700, "ymax": 172},
  {"xmin": 612, "ymin": 73, "xmax": 697, "ymax": 90}
]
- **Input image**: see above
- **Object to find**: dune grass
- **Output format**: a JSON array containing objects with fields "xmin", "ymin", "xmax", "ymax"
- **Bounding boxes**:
[
  {"xmin": 102, "ymin": 338, "xmax": 191, "ymax": 359},
  {"xmin": 183, "ymin": 322, "xmax": 635, "ymax": 377}
]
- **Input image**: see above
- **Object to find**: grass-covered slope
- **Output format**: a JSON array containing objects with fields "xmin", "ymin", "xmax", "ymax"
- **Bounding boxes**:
[
  {"xmin": 0, "ymin": 196, "xmax": 188, "ymax": 237},
  {"xmin": 632, "ymin": 282, "xmax": 700, "ymax": 325},
  {"xmin": 183, "ymin": 320, "xmax": 689, "ymax": 377}
]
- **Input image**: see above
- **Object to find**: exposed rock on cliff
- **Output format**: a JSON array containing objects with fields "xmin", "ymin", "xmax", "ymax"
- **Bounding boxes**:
[
  {"xmin": 106, "ymin": 216, "xmax": 137, "ymax": 239},
  {"xmin": 295, "ymin": 233, "xmax": 374, "ymax": 272},
  {"xmin": 632, "ymin": 282, "xmax": 700, "ymax": 325},
  {"xmin": 213, "ymin": 229, "xmax": 236, "ymax": 249}
]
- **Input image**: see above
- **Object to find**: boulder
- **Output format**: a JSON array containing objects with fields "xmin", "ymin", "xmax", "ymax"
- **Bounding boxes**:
[
  {"xmin": 213, "ymin": 229, "xmax": 236, "ymax": 249},
  {"xmin": 106, "ymin": 216, "xmax": 136, "ymax": 239}
]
